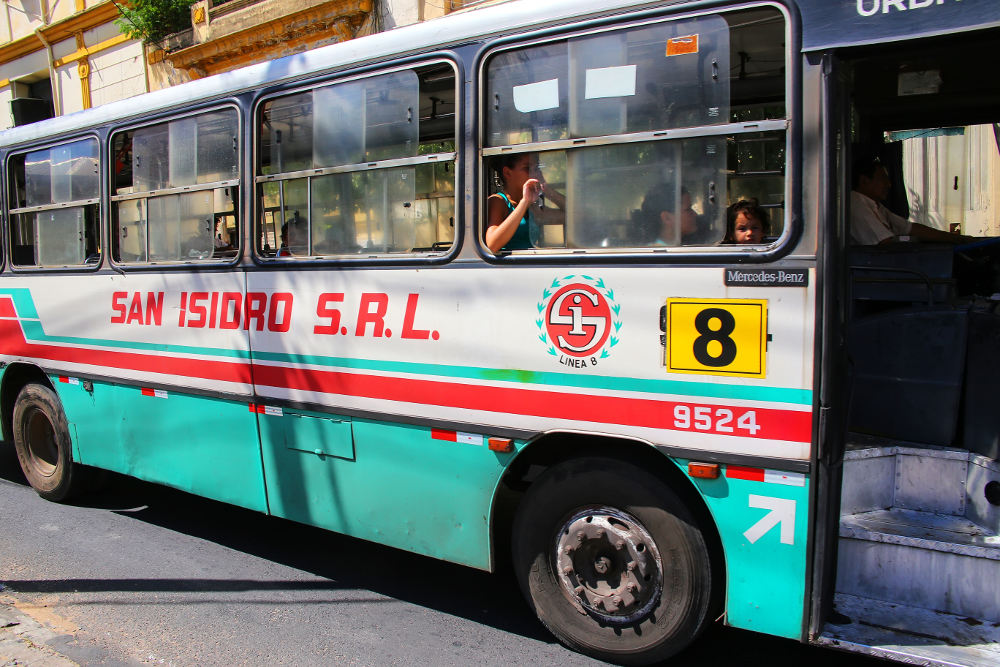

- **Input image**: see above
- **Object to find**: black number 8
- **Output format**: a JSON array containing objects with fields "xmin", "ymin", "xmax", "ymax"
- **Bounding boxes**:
[{"xmin": 693, "ymin": 308, "xmax": 737, "ymax": 367}]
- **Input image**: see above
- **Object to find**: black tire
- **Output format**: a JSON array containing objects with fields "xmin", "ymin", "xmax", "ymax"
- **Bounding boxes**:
[
  {"xmin": 512, "ymin": 456, "xmax": 713, "ymax": 665},
  {"xmin": 12, "ymin": 383, "xmax": 85, "ymax": 502}
]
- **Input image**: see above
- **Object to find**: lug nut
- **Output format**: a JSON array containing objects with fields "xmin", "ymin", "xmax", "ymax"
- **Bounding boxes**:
[
  {"xmin": 612, "ymin": 596, "xmax": 623, "ymax": 607},
  {"xmin": 615, "ymin": 540, "xmax": 625, "ymax": 550},
  {"xmin": 563, "ymin": 566, "xmax": 573, "ymax": 575},
  {"xmin": 596, "ymin": 529, "xmax": 605, "ymax": 538}
]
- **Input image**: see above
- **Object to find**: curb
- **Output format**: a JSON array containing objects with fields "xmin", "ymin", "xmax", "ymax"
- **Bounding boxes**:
[{"xmin": 0, "ymin": 588, "xmax": 77, "ymax": 667}]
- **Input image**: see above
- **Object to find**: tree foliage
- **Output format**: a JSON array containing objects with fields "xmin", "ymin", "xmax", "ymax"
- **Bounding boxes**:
[{"xmin": 115, "ymin": 0, "xmax": 196, "ymax": 44}]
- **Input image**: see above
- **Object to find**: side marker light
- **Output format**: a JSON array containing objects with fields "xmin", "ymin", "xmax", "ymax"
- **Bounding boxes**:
[
  {"xmin": 688, "ymin": 462, "xmax": 720, "ymax": 479},
  {"xmin": 488, "ymin": 437, "xmax": 514, "ymax": 453}
]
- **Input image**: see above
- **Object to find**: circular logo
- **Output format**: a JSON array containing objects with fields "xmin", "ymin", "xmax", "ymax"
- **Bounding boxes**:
[{"xmin": 545, "ymin": 283, "xmax": 612, "ymax": 357}]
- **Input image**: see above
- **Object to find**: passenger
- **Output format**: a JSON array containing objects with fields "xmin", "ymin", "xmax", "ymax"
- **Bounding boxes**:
[
  {"xmin": 640, "ymin": 186, "xmax": 715, "ymax": 245},
  {"xmin": 851, "ymin": 157, "xmax": 969, "ymax": 245},
  {"xmin": 723, "ymin": 198, "xmax": 770, "ymax": 244},
  {"xmin": 486, "ymin": 154, "xmax": 543, "ymax": 253},
  {"xmin": 277, "ymin": 212, "xmax": 307, "ymax": 256}
]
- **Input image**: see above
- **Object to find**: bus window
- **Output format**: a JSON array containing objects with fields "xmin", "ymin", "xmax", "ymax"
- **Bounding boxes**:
[
  {"xmin": 482, "ymin": 7, "xmax": 787, "ymax": 252},
  {"xmin": 256, "ymin": 62, "xmax": 457, "ymax": 258},
  {"xmin": 111, "ymin": 108, "xmax": 240, "ymax": 264},
  {"xmin": 8, "ymin": 138, "xmax": 100, "ymax": 268}
]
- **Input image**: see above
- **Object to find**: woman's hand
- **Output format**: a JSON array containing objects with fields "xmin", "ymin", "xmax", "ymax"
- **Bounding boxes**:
[{"xmin": 522, "ymin": 178, "xmax": 542, "ymax": 206}]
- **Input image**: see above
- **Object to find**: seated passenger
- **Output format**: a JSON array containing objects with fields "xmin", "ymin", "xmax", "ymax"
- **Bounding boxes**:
[
  {"xmin": 486, "ymin": 154, "xmax": 542, "ymax": 253},
  {"xmin": 723, "ymin": 198, "xmax": 770, "ymax": 244},
  {"xmin": 277, "ymin": 212, "xmax": 307, "ymax": 257},
  {"xmin": 640, "ymin": 186, "xmax": 715, "ymax": 246},
  {"xmin": 851, "ymin": 157, "xmax": 969, "ymax": 246}
]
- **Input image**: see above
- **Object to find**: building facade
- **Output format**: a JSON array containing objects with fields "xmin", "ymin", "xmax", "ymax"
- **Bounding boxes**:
[{"xmin": 0, "ymin": 0, "xmax": 499, "ymax": 130}]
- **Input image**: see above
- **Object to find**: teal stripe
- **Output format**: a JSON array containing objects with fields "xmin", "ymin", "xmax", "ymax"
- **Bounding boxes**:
[
  {"xmin": 0, "ymin": 288, "xmax": 39, "ymax": 319},
  {"xmin": 253, "ymin": 351, "xmax": 812, "ymax": 405},
  {"xmin": 21, "ymin": 321, "xmax": 251, "ymax": 359},
  {"xmin": 8, "ymin": 288, "xmax": 812, "ymax": 405}
]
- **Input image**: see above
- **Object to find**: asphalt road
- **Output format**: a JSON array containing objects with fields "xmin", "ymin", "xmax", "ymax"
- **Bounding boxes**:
[{"xmin": 0, "ymin": 442, "xmax": 886, "ymax": 666}]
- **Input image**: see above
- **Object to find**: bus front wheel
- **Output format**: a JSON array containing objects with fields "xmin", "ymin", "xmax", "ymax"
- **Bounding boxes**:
[
  {"xmin": 12, "ymin": 383, "xmax": 84, "ymax": 502},
  {"xmin": 512, "ymin": 456, "xmax": 712, "ymax": 665}
]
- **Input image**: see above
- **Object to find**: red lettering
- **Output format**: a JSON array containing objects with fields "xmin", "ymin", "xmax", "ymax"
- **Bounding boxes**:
[
  {"xmin": 188, "ymin": 292, "xmax": 209, "ymax": 328},
  {"xmin": 356, "ymin": 293, "xmax": 388, "ymax": 337},
  {"xmin": 126, "ymin": 293, "xmax": 144, "ymax": 325},
  {"xmin": 145, "ymin": 292, "xmax": 164, "ymax": 326},
  {"xmin": 208, "ymin": 292, "xmax": 219, "ymax": 329},
  {"xmin": 111, "ymin": 292, "xmax": 127, "ymax": 324},
  {"xmin": 244, "ymin": 292, "xmax": 267, "ymax": 331},
  {"xmin": 268, "ymin": 293, "xmax": 293, "ymax": 332},
  {"xmin": 219, "ymin": 292, "xmax": 242, "ymax": 330},
  {"xmin": 401, "ymin": 293, "xmax": 430, "ymax": 340},
  {"xmin": 178, "ymin": 292, "xmax": 187, "ymax": 327},
  {"xmin": 314, "ymin": 293, "xmax": 345, "ymax": 335}
]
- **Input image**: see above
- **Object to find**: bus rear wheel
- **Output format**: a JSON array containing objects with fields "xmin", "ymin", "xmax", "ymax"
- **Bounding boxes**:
[
  {"xmin": 512, "ymin": 456, "xmax": 712, "ymax": 665},
  {"xmin": 12, "ymin": 383, "xmax": 84, "ymax": 502}
]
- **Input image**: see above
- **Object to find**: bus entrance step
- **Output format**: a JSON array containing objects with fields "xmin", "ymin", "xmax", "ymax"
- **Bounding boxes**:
[
  {"xmin": 818, "ymin": 593, "xmax": 1000, "ymax": 667},
  {"xmin": 836, "ymin": 508, "xmax": 1000, "ymax": 622}
]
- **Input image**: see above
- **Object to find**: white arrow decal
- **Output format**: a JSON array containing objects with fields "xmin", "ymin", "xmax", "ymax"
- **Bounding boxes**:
[{"xmin": 743, "ymin": 495, "xmax": 796, "ymax": 545}]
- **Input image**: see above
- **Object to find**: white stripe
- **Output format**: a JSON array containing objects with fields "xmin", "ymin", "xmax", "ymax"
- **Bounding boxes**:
[
  {"xmin": 264, "ymin": 405, "xmax": 283, "ymax": 416},
  {"xmin": 153, "ymin": 389, "xmax": 168, "ymax": 399},
  {"xmin": 456, "ymin": 433, "xmax": 483, "ymax": 446},
  {"xmin": 764, "ymin": 470, "xmax": 806, "ymax": 486}
]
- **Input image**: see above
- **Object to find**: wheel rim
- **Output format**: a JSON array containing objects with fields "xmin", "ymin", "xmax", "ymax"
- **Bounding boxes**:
[
  {"xmin": 24, "ymin": 406, "xmax": 59, "ymax": 478},
  {"xmin": 554, "ymin": 507, "xmax": 663, "ymax": 626}
]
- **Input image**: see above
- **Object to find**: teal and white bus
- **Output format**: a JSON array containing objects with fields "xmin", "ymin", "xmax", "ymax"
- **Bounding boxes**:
[{"xmin": 2, "ymin": 0, "xmax": 998, "ymax": 663}]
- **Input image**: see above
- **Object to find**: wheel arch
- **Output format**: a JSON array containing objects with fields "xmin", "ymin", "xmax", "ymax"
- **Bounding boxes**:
[
  {"xmin": 492, "ymin": 431, "xmax": 726, "ymax": 612},
  {"xmin": 1, "ymin": 362, "xmax": 55, "ymax": 442}
]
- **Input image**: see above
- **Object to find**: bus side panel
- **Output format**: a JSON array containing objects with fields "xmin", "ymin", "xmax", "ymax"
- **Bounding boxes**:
[
  {"xmin": 258, "ymin": 413, "xmax": 514, "ymax": 570},
  {"xmin": 679, "ymin": 459, "xmax": 810, "ymax": 639},
  {"xmin": 54, "ymin": 377, "xmax": 268, "ymax": 513}
]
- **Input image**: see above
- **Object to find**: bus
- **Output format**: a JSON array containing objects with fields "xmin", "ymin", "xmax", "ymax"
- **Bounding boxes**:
[{"xmin": 1, "ymin": 0, "xmax": 998, "ymax": 663}]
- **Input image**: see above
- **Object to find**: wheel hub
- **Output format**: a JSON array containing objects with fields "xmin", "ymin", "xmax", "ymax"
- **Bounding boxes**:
[{"xmin": 554, "ymin": 507, "xmax": 662, "ymax": 626}]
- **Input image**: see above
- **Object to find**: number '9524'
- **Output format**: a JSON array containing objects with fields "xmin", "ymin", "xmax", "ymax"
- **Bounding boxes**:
[{"xmin": 673, "ymin": 405, "xmax": 761, "ymax": 436}]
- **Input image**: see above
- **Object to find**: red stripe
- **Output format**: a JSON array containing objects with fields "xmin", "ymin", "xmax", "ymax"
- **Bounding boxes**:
[
  {"xmin": 726, "ymin": 465, "xmax": 766, "ymax": 482},
  {"xmin": 58, "ymin": 376, "xmax": 69, "ymax": 383},
  {"xmin": 0, "ymin": 299, "xmax": 15, "ymax": 318},
  {"xmin": 0, "ymin": 318, "xmax": 251, "ymax": 385},
  {"xmin": 141, "ymin": 387, "xmax": 155, "ymax": 396},
  {"xmin": 0, "ymin": 309, "xmax": 811, "ymax": 443},
  {"xmin": 431, "ymin": 428, "xmax": 457, "ymax": 441},
  {"xmin": 254, "ymin": 365, "xmax": 813, "ymax": 443}
]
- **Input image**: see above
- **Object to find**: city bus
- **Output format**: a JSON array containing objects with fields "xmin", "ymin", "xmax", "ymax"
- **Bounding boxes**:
[{"xmin": 1, "ymin": 0, "xmax": 998, "ymax": 663}]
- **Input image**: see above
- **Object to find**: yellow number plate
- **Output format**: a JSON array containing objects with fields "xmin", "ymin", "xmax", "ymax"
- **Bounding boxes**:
[{"xmin": 665, "ymin": 298, "xmax": 767, "ymax": 378}]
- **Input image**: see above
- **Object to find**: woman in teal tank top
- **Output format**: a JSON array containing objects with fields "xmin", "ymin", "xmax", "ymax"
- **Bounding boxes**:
[{"xmin": 486, "ymin": 154, "xmax": 542, "ymax": 253}]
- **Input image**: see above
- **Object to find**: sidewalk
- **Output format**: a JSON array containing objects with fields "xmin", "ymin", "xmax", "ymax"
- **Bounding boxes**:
[{"xmin": 0, "ymin": 587, "xmax": 77, "ymax": 667}]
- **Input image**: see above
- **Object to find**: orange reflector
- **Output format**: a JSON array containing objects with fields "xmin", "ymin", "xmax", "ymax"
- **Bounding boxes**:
[
  {"xmin": 488, "ymin": 437, "xmax": 514, "ymax": 453},
  {"xmin": 688, "ymin": 462, "xmax": 720, "ymax": 479}
]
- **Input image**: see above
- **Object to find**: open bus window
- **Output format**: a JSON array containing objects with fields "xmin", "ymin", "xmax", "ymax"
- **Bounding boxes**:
[
  {"xmin": 7, "ymin": 138, "xmax": 100, "ymax": 268},
  {"xmin": 111, "ymin": 108, "xmax": 240, "ymax": 265},
  {"xmin": 255, "ymin": 62, "xmax": 457, "ymax": 259},
  {"xmin": 482, "ymin": 7, "xmax": 787, "ymax": 253}
]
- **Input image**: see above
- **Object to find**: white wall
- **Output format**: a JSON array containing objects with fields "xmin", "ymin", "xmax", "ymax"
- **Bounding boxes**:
[{"xmin": 89, "ymin": 40, "xmax": 146, "ymax": 107}]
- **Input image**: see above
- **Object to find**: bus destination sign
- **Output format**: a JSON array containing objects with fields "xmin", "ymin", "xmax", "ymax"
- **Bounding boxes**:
[{"xmin": 797, "ymin": 0, "xmax": 1000, "ymax": 51}]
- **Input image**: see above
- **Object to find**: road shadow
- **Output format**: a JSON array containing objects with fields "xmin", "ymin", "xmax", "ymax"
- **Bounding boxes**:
[{"xmin": 0, "ymin": 441, "xmax": 886, "ymax": 665}]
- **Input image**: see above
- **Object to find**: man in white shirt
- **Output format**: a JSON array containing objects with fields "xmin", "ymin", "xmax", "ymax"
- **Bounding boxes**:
[{"xmin": 850, "ymin": 158, "xmax": 968, "ymax": 246}]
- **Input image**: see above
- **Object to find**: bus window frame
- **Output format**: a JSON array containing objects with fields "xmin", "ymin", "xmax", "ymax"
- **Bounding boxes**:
[
  {"xmin": 250, "ymin": 55, "xmax": 464, "ymax": 267},
  {"xmin": 4, "ymin": 132, "xmax": 104, "ymax": 274},
  {"xmin": 107, "ymin": 102, "xmax": 245, "ymax": 271},
  {"xmin": 474, "ymin": 0, "xmax": 800, "ymax": 265}
]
